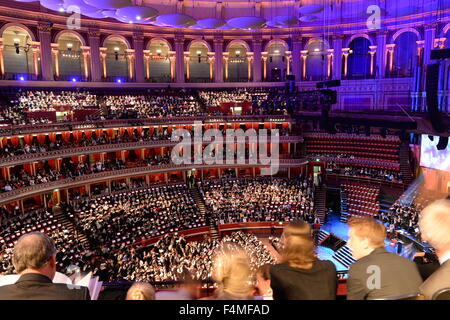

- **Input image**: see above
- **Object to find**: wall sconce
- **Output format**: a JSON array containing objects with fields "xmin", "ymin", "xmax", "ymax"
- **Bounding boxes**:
[
  {"xmin": 114, "ymin": 47, "xmax": 120, "ymax": 60},
  {"xmin": 67, "ymin": 43, "xmax": 73, "ymax": 51},
  {"xmin": 235, "ymin": 50, "xmax": 241, "ymax": 57},
  {"xmin": 314, "ymin": 48, "xmax": 320, "ymax": 52},
  {"xmin": 156, "ymin": 48, "xmax": 162, "ymax": 56},
  {"xmin": 274, "ymin": 49, "xmax": 280, "ymax": 54},
  {"xmin": 14, "ymin": 38, "xmax": 20, "ymax": 54},
  {"xmin": 197, "ymin": 50, "xmax": 201, "ymax": 63}
]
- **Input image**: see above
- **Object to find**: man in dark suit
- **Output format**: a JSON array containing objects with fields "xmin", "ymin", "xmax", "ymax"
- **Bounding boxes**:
[
  {"xmin": 346, "ymin": 217, "xmax": 422, "ymax": 300},
  {"xmin": 418, "ymin": 199, "xmax": 450, "ymax": 299},
  {"xmin": 0, "ymin": 232, "xmax": 90, "ymax": 300}
]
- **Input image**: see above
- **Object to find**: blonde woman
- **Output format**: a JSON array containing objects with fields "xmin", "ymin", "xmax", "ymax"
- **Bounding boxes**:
[
  {"xmin": 206, "ymin": 244, "xmax": 254, "ymax": 300},
  {"xmin": 270, "ymin": 220, "xmax": 337, "ymax": 300}
]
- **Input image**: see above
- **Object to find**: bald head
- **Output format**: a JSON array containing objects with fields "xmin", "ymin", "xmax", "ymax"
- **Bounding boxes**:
[
  {"xmin": 13, "ymin": 232, "xmax": 57, "ymax": 274},
  {"xmin": 419, "ymin": 199, "xmax": 450, "ymax": 250},
  {"xmin": 126, "ymin": 283, "xmax": 155, "ymax": 300}
]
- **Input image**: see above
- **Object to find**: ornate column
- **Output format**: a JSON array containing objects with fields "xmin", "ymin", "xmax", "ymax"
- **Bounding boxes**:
[
  {"xmin": 332, "ymin": 35, "xmax": 343, "ymax": 80},
  {"xmin": 291, "ymin": 34, "xmax": 302, "ymax": 82},
  {"xmin": 207, "ymin": 52, "xmax": 215, "ymax": 81},
  {"xmin": 174, "ymin": 36, "xmax": 185, "ymax": 83},
  {"xmin": 342, "ymin": 48, "xmax": 350, "ymax": 78},
  {"xmin": 184, "ymin": 51, "xmax": 190, "ymax": 81},
  {"xmin": 169, "ymin": 51, "xmax": 176, "ymax": 82},
  {"xmin": 143, "ymin": 49, "xmax": 150, "ymax": 79},
  {"xmin": 252, "ymin": 38, "xmax": 262, "ymax": 82},
  {"xmin": 126, "ymin": 49, "xmax": 135, "ymax": 80},
  {"xmin": 247, "ymin": 52, "xmax": 254, "ymax": 81},
  {"xmin": 327, "ymin": 49, "xmax": 334, "ymax": 80},
  {"xmin": 223, "ymin": 52, "xmax": 229, "ymax": 81},
  {"xmin": 88, "ymin": 30, "xmax": 101, "ymax": 82},
  {"xmin": 285, "ymin": 50, "xmax": 292, "ymax": 76},
  {"xmin": 51, "ymin": 43, "xmax": 59, "ymax": 78},
  {"xmin": 31, "ymin": 42, "xmax": 41, "ymax": 78},
  {"xmin": 80, "ymin": 46, "xmax": 91, "ymax": 80},
  {"xmin": 369, "ymin": 45, "xmax": 377, "ymax": 77},
  {"xmin": 416, "ymin": 40, "xmax": 425, "ymax": 67},
  {"xmin": 424, "ymin": 23, "xmax": 436, "ymax": 66},
  {"xmin": 385, "ymin": 44, "xmax": 395, "ymax": 74},
  {"xmin": 261, "ymin": 52, "xmax": 268, "ymax": 81},
  {"xmin": 213, "ymin": 36, "xmax": 223, "ymax": 82},
  {"xmin": 0, "ymin": 39, "xmax": 4, "ymax": 78},
  {"xmin": 376, "ymin": 31, "xmax": 387, "ymax": 78},
  {"xmin": 133, "ymin": 33, "xmax": 145, "ymax": 83},
  {"xmin": 300, "ymin": 50, "xmax": 308, "ymax": 80},
  {"xmin": 100, "ymin": 47, "xmax": 107, "ymax": 79},
  {"xmin": 37, "ymin": 22, "xmax": 53, "ymax": 81}
]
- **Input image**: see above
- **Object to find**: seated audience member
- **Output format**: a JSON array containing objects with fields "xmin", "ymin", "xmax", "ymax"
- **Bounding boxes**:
[
  {"xmin": 126, "ymin": 283, "xmax": 155, "ymax": 300},
  {"xmin": 418, "ymin": 199, "xmax": 450, "ymax": 299},
  {"xmin": 155, "ymin": 269, "xmax": 199, "ymax": 300},
  {"xmin": 254, "ymin": 264, "xmax": 273, "ymax": 300},
  {"xmin": 206, "ymin": 245, "xmax": 254, "ymax": 300},
  {"xmin": 270, "ymin": 221, "xmax": 337, "ymax": 300},
  {"xmin": 0, "ymin": 232, "xmax": 90, "ymax": 300},
  {"xmin": 346, "ymin": 217, "xmax": 422, "ymax": 300}
]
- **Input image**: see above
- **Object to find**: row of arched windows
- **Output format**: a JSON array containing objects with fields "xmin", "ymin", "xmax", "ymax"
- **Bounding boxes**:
[{"xmin": 1, "ymin": 24, "xmax": 449, "ymax": 82}]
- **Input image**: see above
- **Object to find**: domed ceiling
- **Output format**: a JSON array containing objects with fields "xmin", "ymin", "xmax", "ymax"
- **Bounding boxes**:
[{"xmin": 12, "ymin": 0, "xmax": 450, "ymax": 30}]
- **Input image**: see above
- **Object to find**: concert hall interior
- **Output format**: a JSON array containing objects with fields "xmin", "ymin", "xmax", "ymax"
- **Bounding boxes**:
[{"xmin": 0, "ymin": 0, "xmax": 449, "ymax": 302}]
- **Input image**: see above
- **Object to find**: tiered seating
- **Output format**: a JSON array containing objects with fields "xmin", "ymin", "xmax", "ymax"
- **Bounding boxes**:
[
  {"xmin": 341, "ymin": 183, "xmax": 380, "ymax": 218},
  {"xmin": 304, "ymin": 133, "xmax": 401, "ymax": 164},
  {"xmin": 0, "ymin": 211, "xmax": 60, "ymax": 251}
]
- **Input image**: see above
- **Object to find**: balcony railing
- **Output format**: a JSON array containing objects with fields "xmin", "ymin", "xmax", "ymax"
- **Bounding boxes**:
[
  {"xmin": 0, "ymin": 136, "xmax": 303, "ymax": 168},
  {"xmin": 0, "ymin": 115, "xmax": 293, "ymax": 137},
  {"xmin": 0, "ymin": 158, "xmax": 308, "ymax": 205}
]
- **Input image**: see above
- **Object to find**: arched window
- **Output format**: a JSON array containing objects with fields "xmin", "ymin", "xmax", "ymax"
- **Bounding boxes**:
[
  {"xmin": 227, "ymin": 42, "xmax": 249, "ymax": 82},
  {"xmin": 306, "ymin": 40, "xmax": 327, "ymax": 81},
  {"xmin": 188, "ymin": 42, "xmax": 210, "ymax": 83},
  {"xmin": 1, "ymin": 26, "xmax": 35, "ymax": 80},
  {"xmin": 348, "ymin": 38, "xmax": 371, "ymax": 79},
  {"xmin": 55, "ymin": 33, "xmax": 85, "ymax": 81},
  {"xmin": 267, "ymin": 42, "xmax": 287, "ymax": 82},
  {"xmin": 147, "ymin": 40, "xmax": 171, "ymax": 83},
  {"xmin": 393, "ymin": 32, "xmax": 418, "ymax": 77},
  {"xmin": 104, "ymin": 37, "xmax": 130, "ymax": 82}
]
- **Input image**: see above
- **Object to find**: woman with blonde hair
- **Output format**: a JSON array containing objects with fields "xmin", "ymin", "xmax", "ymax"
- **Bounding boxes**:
[
  {"xmin": 270, "ymin": 220, "xmax": 337, "ymax": 300},
  {"xmin": 207, "ymin": 244, "xmax": 254, "ymax": 300}
]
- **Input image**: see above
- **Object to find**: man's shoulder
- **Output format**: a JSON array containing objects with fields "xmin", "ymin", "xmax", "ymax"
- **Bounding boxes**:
[{"xmin": 0, "ymin": 282, "xmax": 89, "ymax": 300}]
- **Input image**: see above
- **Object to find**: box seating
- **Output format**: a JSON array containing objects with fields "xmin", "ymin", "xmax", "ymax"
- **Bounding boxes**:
[{"xmin": 341, "ymin": 183, "xmax": 380, "ymax": 217}]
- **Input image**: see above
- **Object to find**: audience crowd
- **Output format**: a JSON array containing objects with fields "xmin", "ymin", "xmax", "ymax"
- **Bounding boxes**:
[{"xmin": 200, "ymin": 177, "xmax": 316, "ymax": 224}]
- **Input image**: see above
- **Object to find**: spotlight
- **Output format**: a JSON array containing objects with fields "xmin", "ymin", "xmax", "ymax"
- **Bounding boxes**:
[
  {"xmin": 71, "ymin": 78, "xmax": 77, "ymax": 82},
  {"xmin": 59, "ymin": 8, "xmax": 65, "ymax": 13},
  {"xmin": 116, "ymin": 79, "xmax": 122, "ymax": 84},
  {"xmin": 136, "ymin": 16, "xmax": 141, "ymax": 21},
  {"xmin": 19, "ymin": 76, "xmax": 25, "ymax": 81}
]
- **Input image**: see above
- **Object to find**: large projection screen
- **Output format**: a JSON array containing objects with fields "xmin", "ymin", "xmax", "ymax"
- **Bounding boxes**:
[{"xmin": 420, "ymin": 135, "xmax": 450, "ymax": 172}]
